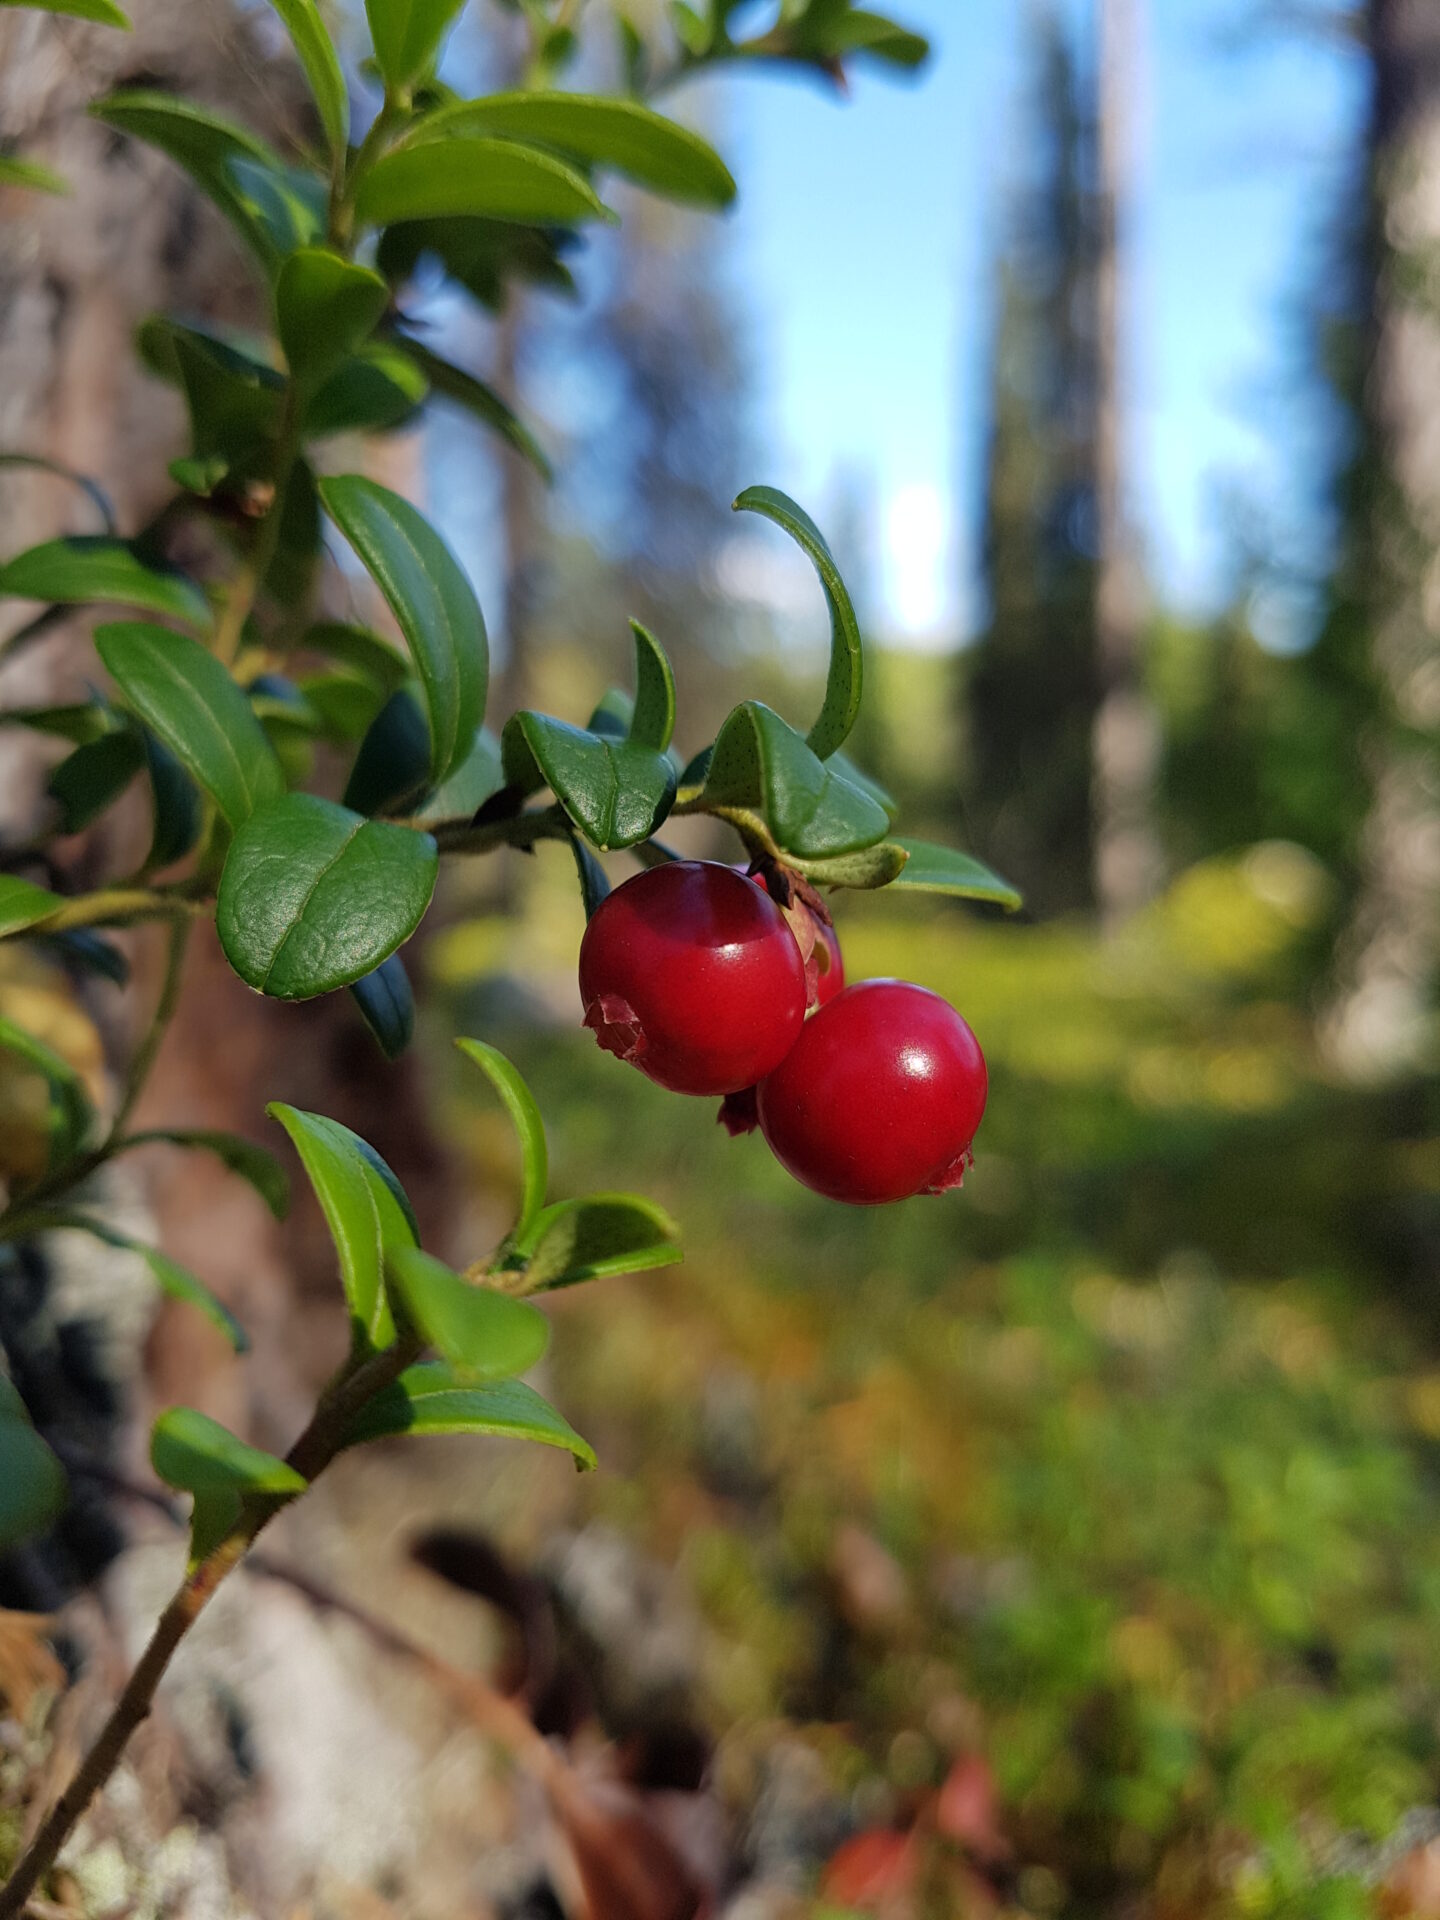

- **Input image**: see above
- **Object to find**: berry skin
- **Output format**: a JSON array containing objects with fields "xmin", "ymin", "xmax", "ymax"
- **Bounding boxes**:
[
  {"xmin": 811, "ymin": 919, "xmax": 845, "ymax": 1008},
  {"xmin": 755, "ymin": 979, "xmax": 987, "ymax": 1204},
  {"xmin": 579, "ymin": 861, "xmax": 808, "ymax": 1096}
]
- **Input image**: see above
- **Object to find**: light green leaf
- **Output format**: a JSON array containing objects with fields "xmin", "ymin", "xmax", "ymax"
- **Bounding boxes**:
[
  {"xmin": 364, "ymin": 0, "xmax": 465, "ymax": 91},
  {"xmin": 151, "ymin": 1406, "xmax": 305, "ymax": 1500},
  {"xmin": 886, "ymin": 837, "xmax": 1022, "ymax": 910},
  {"xmin": 455, "ymin": 1037, "xmax": 547, "ymax": 1238},
  {"xmin": 0, "ymin": 155, "xmax": 68, "ymax": 194},
  {"xmin": 627, "ymin": 621, "xmax": 675, "ymax": 752},
  {"xmin": 811, "ymin": 9, "xmax": 929, "ymax": 69},
  {"xmin": 698, "ymin": 701, "xmax": 888, "ymax": 859},
  {"xmin": 355, "ymin": 136, "xmax": 613, "ymax": 229},
  {"xmin": 95, "ymin": 622, "xmax": 285, "ymax": 828},
  {"xmin": 268, "ymin": 0, "xmax": 348, "ymax": 160},
  {"xmin": 276, "ymin": 249, "xmax": 387, "ymax": 387},
  {"xmin": 502, "ymin": 711, "xmax": 676, "ymax": 851},
  {"xmin": 509, "ymin": 1193, "xmax": 681, "ymax": 1293},
  {"xmin": 0, "ymin": 875, "xmax": 66, "ymax": 938},
  {"xmin": 412, "ymin": 93, "xmax": 735, "ymax": 209},
  {"xmin": 0, "ymin": 536, "xmax": 207, "ymax": 627},
  {"xmin": 0, "ymin": 0, "xmax": 129, "ymax": 23},
  {"xmin": 387, "ymin": 1246, "xmax": 549, "ymax": 1381},
  {"xmin": 217, "ymin": 794, "xmax": 438, "ymax": 998},
  {"xmin": 397, "ymin": 337, "xmax": 551, "ymax": 481},
  {"xmin": 787, "ymin": 840, "xmax": 909, "ymax": 890},
  {"xmin": 319, "ymin": 475, "xmax": 487, "ymax": 784},
  {"xmin": 734, "ymin": 487, "xmax": 862, "ymax": 761},
  {"xmin": 143, "ymin": 1250, "xmax": 248, "ymax": 1352},
  {"xmin": 341, "ymin": 1362, "xmax": 596, "ymax": 1470}
]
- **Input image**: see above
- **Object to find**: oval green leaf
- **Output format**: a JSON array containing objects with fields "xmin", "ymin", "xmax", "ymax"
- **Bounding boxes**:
[
  {"xmin": 387, "ymin": 1246, "xmax": 549, "ymax": 1382},
  {"xmin": 142, "ymin": 1249, "xmax": 248, "ymax": 1352},
  {"xmin": 0, "ymin": 1015, "xmax": 93, "ymax": 1169},
  {"xmin": 0, "ymin": 875, "xmax": 66, "ymax": 938},
  {"xmin": 502, "ymin": 712, "xmax": 676, "ymax": 851},
  {"xmin": 151, "ymin": 1406, "xmax": 305, "ymax": 1497},
  {"xmin": 46, "ymin": 727, "xmax": 145, "ymax": 832},
  {"xmin": 455, "ymin": 1037, "xmax": 547, "ymax": 1238},
  {"xmin": 510, "ymin": 1193, "xmax": 681, "ymax": 1294},
  {"xmin": 698, "ymin": 701, "xmax": 888, "ymax": 859},
  {"xmin": 218, "ymin": 793, "xmax": 438, "ymax": 999},
  {"xmin": 887, "ymin": 837, "xmax": 1023, "ymax": 910},
  {"xmin": 341, "ymin": 1362, "xmax": 595, "ymax": 1470},
  {"xmin": 275, "ymin": 249, "xmax": 387, "ymax": 388},
  {"xmin": 628, "ymin": 620, "xmax": 676, "ymax": 752},
  {"xmin": 0, "ymin": 536, "xmax": 207, "ymax": 627},
  {"xmin": 355, "ymin": 136, "xmax": 613, "ymax": 229},
  {"xmin": 303, "ymin": 344, "xmax": 428, "ymax": 438},
  {"xmin": 0, "ymin": 1418, "xmax": 68, "ymax": 1552}
]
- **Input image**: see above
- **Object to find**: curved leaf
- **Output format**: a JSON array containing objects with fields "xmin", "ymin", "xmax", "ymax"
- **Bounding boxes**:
[
  {"xmin": 319, "ymin": 475, "xmax": 487, "ymax": 784},
  {"xmin": 0, "ymin": 1015, "xmax": 93, "ymax": 1168},
  {"xmin": 141, "ymin": 727, "xmax": 204, "ymax": 869},
  {"xmin": 343, "ymin": 687, "xmax": 431, "ymax": 816},
  {"xmin": 887, "ymin": 837, "xmax": 1022, "ymax": 910},
  {"xmin": 303, "ymin": 343, "xmax": 428, "ymax": 437},
  {"xmin": 350, "ymin": 952, "xmax": 415, "ymax": 1060},
  {"xmin": 455, "ymin": 1037, "xmax": 547, "ymax": 1238},
  {"xmin": 217, "ymin": 793, "xmax": 438, "ymax": 998},
  {"xmin": 734, "ymin": 487, "xmax": 863, "ymax": 761},
  {"xmin": 698, "ymin": 701, "xmax": 888, "ymax": 858},
  {"xmin": 95, "ymin": 622, "xmax": 285, "ymax": 827},
  {"xmin": 122, "ymin": 1128, "xmax": 289, "ymax": 1219},
  {"xmin": 415, "ymin": 724, "xmax": 504, "ymax": 823},
  {"xmin": 276, "ymin": 249, "xmax": 387, "ymax": 387},
  {"xmin": 2, "ymin": 0, "xmax": 129, "ymax": 23},
  {"xmin": 46, "ymin": 727, "xmax": 145, "ymax": 832},
  {"xmin": 0, "ymin": 875, "xmax": 65, "ymax": 938},
  {"xmin": 364, "ymin": 0, "xmax": 465, "ymax": 91},
  {"xmin": 355, "ymin": 136, "xmax": 613, "ymax": 229},
  {"xmin": 290, "ymin": 621, "xmax": 411, "ymax": 694},
  {"xmin": 502, "ymin": 712, "xmax": 676, "ymax": 851},
  {"xmin": 143, "ymin": 1249, "xmax": 248, "ymax": 1352},
  {"xmin": 268, "ymin": 0, "xmax": 348, "ymax": 160},
  {"xmin": 0, "ymin": 155, "xmax": 68, "ymax": 194},
  {"xmin": 387, "ymin": 1246, "xmax": 549, "ymax": 1382},
  {"xmin": 151, "ymin": 1406, "xmax": 305, "ymax": 1497},
  {"xmin": 0, "ymin": 536, "xmax": 207, "ymax": 627},
  {"xmin": 0, "ymin": 453, "xmax": 114, "ymax": 531},
  {"xmin": 628, "ymin": 621, "xmax": 675, "ymax": 752},
  {"xmin": 341, "ymin": 1362, "xmax": 596, "ymax": 1470},
  {"xmin": 510, "ymin": 1194, "xmax": 681, "ymax": 1293},
  {"xmin": 397, "ymin": 337, "xmax": 551, "ymax": 481},
  {"xmin": 0, "ymin": 1414, "xmax": 68, "ymax": 1553}
]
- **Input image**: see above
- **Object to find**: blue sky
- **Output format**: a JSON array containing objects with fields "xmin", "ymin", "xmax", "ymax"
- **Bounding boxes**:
[{"xmin": 699, "ymin": 0, "xmax": 1369, "ymax": 644}]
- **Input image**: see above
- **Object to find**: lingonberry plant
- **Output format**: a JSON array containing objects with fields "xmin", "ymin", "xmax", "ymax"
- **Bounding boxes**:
[{"xmin": 0, "ymin": 0, "xmax": 1019, "ymax": 1905}]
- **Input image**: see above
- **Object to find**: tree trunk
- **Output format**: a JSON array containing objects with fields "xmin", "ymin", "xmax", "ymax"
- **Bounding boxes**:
[{"xmin": 1322, "ymin": 0, "xmax": 1440, "ymax": 1077}]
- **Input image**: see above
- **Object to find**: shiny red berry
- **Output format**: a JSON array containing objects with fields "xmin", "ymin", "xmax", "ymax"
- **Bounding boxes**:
[
  {"xmin": 578, "ymin": 860, "xmax": 808, "ymax": 1096},
  {"xmin": 755, "ymin": 979, "xmax": 987, "ymax": 1204}
]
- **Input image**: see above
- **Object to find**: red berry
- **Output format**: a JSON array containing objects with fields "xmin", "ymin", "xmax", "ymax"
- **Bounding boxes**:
[
  {"xmin": 579, "ymin": 861, "xmax": 807, "ymax": 1095},
  {"xmin": 756, "ymin": 979, "xmax": 987, "ymax": 1204}
]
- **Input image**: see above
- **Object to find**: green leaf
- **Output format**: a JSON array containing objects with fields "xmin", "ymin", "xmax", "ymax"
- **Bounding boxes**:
[
  {"xmin": 218, "ymin": 794, "xmax": 438, "ymax": 998},
  {"xmin": 141, "ymin": 727, "xmax": 204, "ymax": 869},
  {"xmin": 787, "ymin": 840, "xmax": 909, "ymax": 890},
  {"xmin": 151, "ymin": 1406, "xmax": 305, "ymax": 1498},
  {"xmin": 0, "ymin": 536, "xmax": 207, "ymax": 627},
  {"xmin": 167, "ymin": 326, "xmax": 283, "ymax": 484},
  {"xmin": 502, "ymin": 712, "xmax": 676, "ymax": 851},
  {"xmin": 364, "ymin": 0, "xmax": 465, "ymax": 91},
  {"xmin": 0, "ymin": 155, "xmax": 68, "ymax": 194},
  {"xmin": 46, "ymin": 727, "xmax": 145, "ymax": 832},
  {"xmin": 350, "ymin": 953, "xmax": 415, "ymax": 1060},
  {"xmin": 455, "ymin": 1037, "xmax": 547, "ymax": 1238},
  {"xmin": 627, "ymin": 621, "xmax": 676, "ymax": 752},
  {"xmin": 829, "ymin": 748, "xmax": 897, "ymax": 820},
  {"xmin": 319, "ymin": 475, "xmax": 487, "ymax": 785},
  {"xmin": 341, "ymin": 1362, "xmax": 595, "ymax": 1470},
  {"xmin": 0, "ymin": 875, "xmax": 65, "ymax": 938},
  {"xmin": 568, "ymin": 832, "xmax": 610, "ymax": 920},
  {"xmin": 123, "ymin": 1129, "xmax": 289, "ymax": 1219},
  {"xmin": 387, "ymin": 1246, "xmax": 549, "ymax": 1382},
  {"xmin": 734, "ymin": 487, "xmax": 862, "ymax": 760},
  {"xmin": 268, "ymin": 0, "xmax": 348, "ymax": 160},
  {"xmin": 0, "ymin": 703, "xmax": 114, "ymax": 745},
  {"xmin": 276, "ymin": 249, "xmax": 388, "ymax": 388},
  {"xmin": 297, "ymin": 671, "xmax": 387, "ymax": 743},
  {"xmin": 811, "ymin": 9, "xmax": 929, "ymax": 68},
  {"xmin": 414, "ymin": 93, "xmax": 735, "ymax": 209},
  {"xmin": 698, "ymin": 702, "xmax": 888, "ymax": 859},
  {"xmin": 0, "ymin": 1015, "xmax": 93, "ymax": 1168},
  {"xmin": 415, "ymin": 724, "xmax": 504, "ymax": 823},
  {"xmin": 376, "ymin": 216, "xmax": 577, "ymax": 311},
  {"xmin": 94, "ymin": 622, "xmax": 285, "ymax": 828},
  {"xmin": 355, "ymin": 136, "xmax": 613, "ymax": 229},
  {"xmin": 668, "ymin": 1, "xmax": 709, "ymax": 56},
  {"xmin": 0, "ymin": 0, "xmax": 129, "ymax": 23},
  {"xmin": 291, "ymin": 621, "xmax": 411, "ymax": 695},
  {"xmin": 266, "ymin": 456, "xmax": 323, "ymax": 607},
  {"xmin": 509, "ymin": 1193, "xmax": 681, "ymax": 1293},
  {"xmin": 397, "ymin": 337, "xmax": 551, "ymax": 481},
  {"xmin": 886, "ymin": 837, "xmax": 1023, "ymax": 910},
  {"xmin": 343, "ymin": 688, "xmax": 431, "ymax": 816},
  {"xmin": 303, "ymin": 343, "xmax": 428, "ymax": 438},
  {"xmin": 268, "ymin": 1104, "xmax": 412, "ymax": 1349},
  {"xmin": 0, "ymin": 1411, "xmax": 68, "ymax": 1553},
  {"xmin": 32, "ymin": 928, "xmax": 129, "ymax": 985},
  {"xmin": 142, "ymin": 1250, "xmax": 248, "ymax": 1352}
]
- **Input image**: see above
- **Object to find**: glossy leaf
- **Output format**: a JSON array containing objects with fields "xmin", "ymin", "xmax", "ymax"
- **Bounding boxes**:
[
  {"xmin": 356, "ymin": 136, "xmax": 613, "ymax": 229},
  {"xmin": 0, "ymin": 0, "xmax": 129, "ymax": 22},
  {"xmin": 268, "ymin": 0, "xmax": 348, "ymax": 160},
  {"xmin": 350, "ymin": 953, "xmax": 415, "ymax": 1060},
  {"xmin": 829, "ymin": 748, "xmax": 897, "ymax": 820},
  {"xmin": 319, "ymin": 475, "xmax": 487, "ymax": 784},
  {"xmin": 503, "ymin": 713, "xmax": 676, "ymax": 851},
  {"xmin": 413, "ymin": 93, "xmax": 735, "ymax": 209},
  {"xmin": 0, "ymin": 1412, "xmax": 68, "ymax": 1553},
  {"xmin": 268, "ymin": 1104, "xmax": 412, "ymax": 1349},
  {"xmin": 123, "ymin": 1129, "xmax": 289, "ymax": 1219},
  {"xmin": 415, "ymin": 725, "xmax": 504, "ymax": 823},
  {"xmin": 95, "ymin": 622, "xmax": 284, "ymax": 827},
  {"xmin": 398, "ymin": 337, "xmax": 551, "ymax": 480},
  {"xmin": 217, "ymin": 794, "xmax": 438, "ymax": 998},
  {"xmin": 627, "ymin": 621, "xmax": 676, "ymax": 752},
  {"xmin": 0, "ymin": 536, "xmax": 207, "ymax": 627},
  {"xmin": 455, "ymin": 1037, "xmax": 547, "ymax": 1237},
  {"xmin": 276, "ymin": 249, "xmax": 386, "ymax": 388},
  {"xmin": 0, "ymin": 155, "xmax": 68, "ymax": 194},
  {"xmin": 387, "ymin": 1246, "xmax": 549, "ymax": 1382},
  {"xmin": 699, "ymin": 701, "xmax": 889, "ymax": 858},
  {"xmin": 151, "ymin": 1406, "xmax": 305, "ymax": 1498},
  {"xmin": 885, "ymin": 837, "xmax": 1022, "ymax": 909},
  {"xmin": 510, "ymin": 1194, "xmax": 681, "ymax": 1293},
  {"xmin": 0, "ymin": 875, "xmax": 65, "ymax": 938},
  {"xmin": 46, "ymin": 727, "xmax": 145, "ymax": 832},
  {"xmin": 303, "ymin": 344, "xmax": 428, "ymax": 438},
  {"xmin": 343, "ymin": 688, "xmax": 431, "ymax": 816},
  {"xmin": 364, "ymin": 0, "xmax": 465, "ymax": 90},
  {"xmin": 143, "ymin": 1250, "xmax": 248, "ymax": 1351},
  {"xmin": 341, "ymin": 1362, "xmax": 595, "ymax": 1470},
  {"xmin": 0, "ymin": 1016, "xmax": 93, "ymax": 1168},
  {"xmin": 734, "ymin": 487, "xmax": 862, "ymax": 760}
]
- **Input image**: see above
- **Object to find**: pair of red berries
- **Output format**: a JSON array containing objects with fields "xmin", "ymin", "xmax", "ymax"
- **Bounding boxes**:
[{"xmin": 577, "ymin": 861, "xmax": 987, "ymax": 1206}]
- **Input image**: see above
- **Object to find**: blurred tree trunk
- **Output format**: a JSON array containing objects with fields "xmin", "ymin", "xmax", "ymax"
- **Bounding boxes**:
[
  {"xmin": 1091, "ymin": 0, "xmax": 1163, "ymax": 925},
  {"xmin": 1322, "ymin": 0, "xmax": 1440, "ymax": 1076}
]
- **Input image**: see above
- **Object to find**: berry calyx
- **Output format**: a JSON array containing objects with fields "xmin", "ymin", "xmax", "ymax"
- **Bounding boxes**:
[
  {"xmin": 578, "ymin": 861, "xmax": 808, "ymax": 1096},
  {"xmin": 755, "ymin": 979, "xmax": 987, "ymax": 1204}
]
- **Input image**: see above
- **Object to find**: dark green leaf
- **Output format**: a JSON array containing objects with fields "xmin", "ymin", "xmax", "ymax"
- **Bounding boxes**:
[
  {"xmin": 319, "ymin": 475, "xmax": 487, "ymax": 784},
  {"xmin": 387, "ymin": 1246, "xmax": 549, "ymax": 1382},
  {"xmin": 264, "ymin": 458, "xmax": 323, "ymax": 607},
  {"xmin": 350, "ymin": 953, "xmax": 414, "ymax": 1060},
  {"xmin": 828, "ymin": 749, "xmax": 897, "ymax": 820},
  {"xmin": 0, "ymin": 1411, "xmax": 68, "ymax": 1553},
  {"xmin": 510, "ymin": 1193, "xmax": 681, "ymax": 1293},
  {"xmin": 397, "ymin": 337, "xmax": 551, "ymax": 480},
  {"xmin": 227, "ymin": 153, "xmax": 328, "ymax": 257},
  {"xmin": 0, "ymin": 1015, "xmax": 93, "ymax": 1168},
  {"xmin": 95, "ymin": 622, "xmax": 285, "ymax": 827},
  {"xmin": 151, "ymin": 1406, "xmax": 305, "ymax": 1497},
  {"xmin": 290, "ymin": 621, "xmax": 410, "ymax": 694},
  {"xmin": 141, "ymin": 727, "xmax": 204, "ymax": 869},
  {"xmin": 217, "ymin": 793, "xmax": 438, "ymax": 998},
  {"xmin": 0, "ymin": 536, "xmax": 208, "ymax": 627},
  {"xmin": 0, "ymin": 703, "xmax": 115, "ymax": 745},
  {"xmin": 455, "ymin": 1037, "xmax": 547, "ymax": 1237},
  {"xmin": 415, "ymin": 725, "xmax": 503, "ymax": 822},
  {"xmin": 343, "ymin": 688, "xmax": 431, "ymax": 816},
  {"xmin": 296, "ymin": 671, "xmax": 388, "ymax": 743},
  {"xmin": 168, "ymin": 327, "xmax": 283, "ymax": 482},
  {"xmin": 31, "ymin": 929, "xmax": 130, "ymax": 985},
  {"xmin": 268, "ymin": 0, "xmax": 348, "ymax": 160},
  {"xmin": 356, "ymin": 136, "xmax": 613, "ymax": 229},
  {"xmin": 0, "ymin": 875, "xmax": 65, "ymax": 938},
  {"xmin": 341, "ymin": 1362, "xmax": 595, "ymax": 1469},
  {"xmin": 123, "ymin": 1129, "xmax": 289, "ymax": 1219},
  {"xmin": 415, "ymin": 93, "xmax": 735, "ymax": 209},
  {"xmin": 276, "ymin": 250, "xmax": 387, "ymax": 388},
  {"xmin": 267, "ymin": 1103, "xmax": 411, "ymax": 1349},
  {"xmin": 698, "ymin": 701, "xmax": 888, "ymax": 858},
  {"xmin": 364, "ymin": 0, "xmax": 465, "ymax": 91},
  {"xmin": 502, "ymin": 712, "xmax": 676, "ymax": 851},
  {"xmin": 377, "ymin": 217, "xmax": 577, "ymax": 311},
  {"xmin": 46, "ymin": 727, "xmax": 145, "ymax": 832},
  {"xmin": 627, "ymin": 620, "xmax": 675, "ymax": 752},
  {"xmin": 142, "ymin": 1250, "xmax": 247, "ymax": 1351},
  {"xmin": 0, "ymin": 0, "xmax": 129, "ymax": 23},
  {"xmin": 886, "ymin": 837, "xmax": 1023, "ymax": 910},
  {"xmin": 303, "ymin": 344, "xmax": 428, "ymax": 437},
  {"xmin": 734, "ymin": 486, "xmax": 862, "ymax": 760},
  {"xmin": 568, "ymin": 832, "xmax": 610, "ymax": 920}
]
